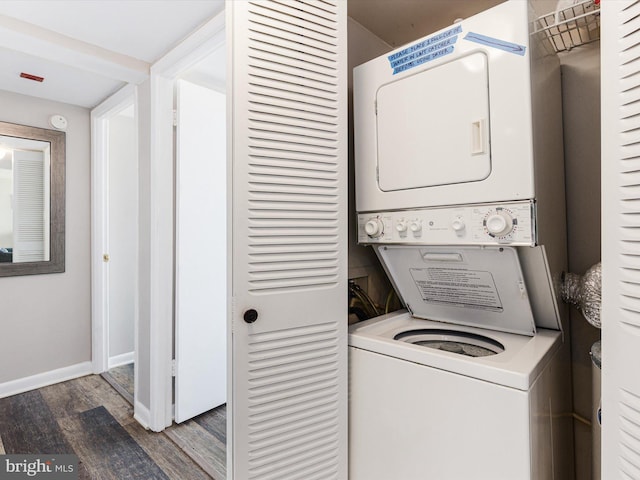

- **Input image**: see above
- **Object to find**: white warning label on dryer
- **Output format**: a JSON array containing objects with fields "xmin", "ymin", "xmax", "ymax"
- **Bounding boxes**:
[{"xmin": 410, "ymin": 267, "xmax": 503, "ymax": 312}]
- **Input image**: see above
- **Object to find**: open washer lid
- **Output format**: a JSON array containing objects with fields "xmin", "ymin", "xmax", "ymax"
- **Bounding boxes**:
[{"xmin": 376, "ymin": 245, "xmax": 538, "ymax": 336}]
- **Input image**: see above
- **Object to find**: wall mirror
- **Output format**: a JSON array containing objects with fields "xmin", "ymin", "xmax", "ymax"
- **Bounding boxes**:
[{"xmin": 0, "ymin": 121, "xmax": 65, "ymax": 276}]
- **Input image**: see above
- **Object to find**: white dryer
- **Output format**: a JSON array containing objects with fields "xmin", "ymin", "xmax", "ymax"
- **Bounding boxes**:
[{"xmin": 354, "ymin": 0, "xmax": 564, "ymax": 216}]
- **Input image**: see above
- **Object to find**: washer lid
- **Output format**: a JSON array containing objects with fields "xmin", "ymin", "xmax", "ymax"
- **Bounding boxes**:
[{"xmin": 377, "ymin": 245, "xmax": 537, "ymax": 336}]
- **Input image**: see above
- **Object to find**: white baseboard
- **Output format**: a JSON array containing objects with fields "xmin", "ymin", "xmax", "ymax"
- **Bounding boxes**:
[
  {"xmin": 108, "ymin": 351, "xmax": 134, "ymax": 369},
  {"xmin": 0, "ymin": 361, "xmax": 93, "ymax": 399},
  {"xmin": 134, "ymin": 400, "xmax": 151, "ymax": 430}
]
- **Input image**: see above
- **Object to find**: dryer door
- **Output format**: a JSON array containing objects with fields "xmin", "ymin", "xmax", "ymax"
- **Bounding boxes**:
[{"xmin": 377, "ymin": 52, "xmax": 491, "ymax": 192}]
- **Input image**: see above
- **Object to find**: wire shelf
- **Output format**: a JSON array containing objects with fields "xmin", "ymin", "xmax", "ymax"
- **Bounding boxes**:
[{"xmin": 534, "ymin": 0, "xmax": 600, "ymax": 53}]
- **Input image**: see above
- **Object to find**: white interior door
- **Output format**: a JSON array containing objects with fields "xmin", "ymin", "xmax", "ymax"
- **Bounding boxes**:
[
  {"xmin": 602, "ymin": 0, "xmax": 640, "ymax": 478},
  {"xmin": 90, "ymin": 85, "xmax": 138, "ymax": 380},
  {"xmin": 175, "ymin": 78, "xmax": 227, "ymax": 423},
  {"xmin": 228, "ymin": 0, "xmax": 348, "ymax": 478}
]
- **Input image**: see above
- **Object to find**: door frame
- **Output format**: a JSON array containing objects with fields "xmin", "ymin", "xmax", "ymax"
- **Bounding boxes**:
[
  {"xmin": 147, "ymin": 10, "xmax": 226, "ymax": 431},
  {"xmin": 90, "ymin": 85, "xmax": 138, "ymax": 373}
]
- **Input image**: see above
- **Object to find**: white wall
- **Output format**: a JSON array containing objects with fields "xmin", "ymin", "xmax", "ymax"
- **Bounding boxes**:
[
  {"xmin": 108, "ymin": 112, "xmax": 137, "ymax": 361},
  {"xmin": 0, "ymin": 90, "xmax": 91, "ymax": 384}
]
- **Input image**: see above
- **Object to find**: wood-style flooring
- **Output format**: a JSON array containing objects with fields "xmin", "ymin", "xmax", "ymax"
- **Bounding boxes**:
[
  {"xmin": 102, "ymin": 363, "xmax": 134, "ymax": 405},
  {"xmin": 0, "ymin": 371, "xmax": 227, "ymax": 480},
  {"xmin": 102, "ymin": 364, "xmax": 227, "ymax": 479}
]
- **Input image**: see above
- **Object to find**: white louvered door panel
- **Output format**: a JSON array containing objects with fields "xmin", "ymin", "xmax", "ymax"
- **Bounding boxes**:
[
  {"xmin": 602, "ymin": 1, "xmax": 640, "ymax": 478},
  {"xmin": 228, "ymin": 1, "xmax": 347, "ymax": 479}
]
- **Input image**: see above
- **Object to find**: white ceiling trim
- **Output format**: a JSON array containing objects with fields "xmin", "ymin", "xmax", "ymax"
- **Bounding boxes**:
[
  {"xmin": 151, "ymin": 10, "xmax": 225, "ymax": 78},
  {"xmin": 0, "ymin": 14, "xmax": 149, "ymax": 85}
]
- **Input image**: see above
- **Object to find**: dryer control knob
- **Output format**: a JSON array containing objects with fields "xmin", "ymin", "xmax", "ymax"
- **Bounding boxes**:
[
  {"xmin": 485, "ymin": 212, "xmax": 514, "ymax": 237},
  {"xmin": 451, "ymin": 217, "xmax": 465, "ymax": 232},
  {"xmin": 364, "ymin": 218, "xmax": 384, "ymax": 238},
  {"xmin": 410, "ymin": 220, "xmax": 422, "ymax": 233},
  {"xmin": 396, "ymin": 220, "xmax": 408, "ymax": 233}
]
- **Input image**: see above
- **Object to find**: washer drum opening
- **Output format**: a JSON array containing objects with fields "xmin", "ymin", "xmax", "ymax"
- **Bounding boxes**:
[{"xmin": 394, "ymin": 329, "xmax": 505, "ymax": 357}]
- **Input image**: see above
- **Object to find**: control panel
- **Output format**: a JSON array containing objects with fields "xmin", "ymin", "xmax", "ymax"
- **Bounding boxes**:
[{"xmin": 357, "ymin": 201, "xmax": 536, "ymax": 246}]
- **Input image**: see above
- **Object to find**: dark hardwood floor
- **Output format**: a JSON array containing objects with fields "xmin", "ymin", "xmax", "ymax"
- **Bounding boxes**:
[
  {"xmin": 0, "ymin": 372, "xmax": 227, "ymax": 480},
  {"xmin": 102, "ymin": 363, "xmax": 227, "ymax": 480}
]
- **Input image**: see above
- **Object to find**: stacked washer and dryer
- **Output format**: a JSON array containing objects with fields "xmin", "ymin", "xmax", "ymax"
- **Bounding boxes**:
[{"xmin": 350, "ymin": 1, "xmax": 573, "ymax": 479}]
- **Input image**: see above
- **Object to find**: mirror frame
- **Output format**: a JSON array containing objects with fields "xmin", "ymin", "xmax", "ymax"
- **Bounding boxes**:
[{"xmin": 0, "ymin": 121, "xmax": 65, "ymax": 276}]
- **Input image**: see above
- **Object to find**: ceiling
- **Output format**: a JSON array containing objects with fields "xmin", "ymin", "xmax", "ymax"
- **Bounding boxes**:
[
  {"xmin": 0, "ymin": 0, "xmax": 517, "ymax": 109},
  {"xmin": 0, "ymin": 1, "xmax": 224, "ymax": 108},
  {"xmin": 348, "ymin": 0, "xmax": 506, "ymax": 48}
]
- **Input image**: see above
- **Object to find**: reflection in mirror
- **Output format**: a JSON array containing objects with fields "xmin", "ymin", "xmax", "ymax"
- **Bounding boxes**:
[
  {"xmin": 0, "ymin": 135, "xmax": 51, "ymax": 262},
  {"xmin": 0, "ymin": 122, "xmax": 64, "ymax": 276}
]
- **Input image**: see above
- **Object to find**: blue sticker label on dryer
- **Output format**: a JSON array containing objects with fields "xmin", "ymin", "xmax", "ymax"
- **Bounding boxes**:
[
  {"xmin": 392, "ymin": 46, "xmax": 455, "ymax": 74},
  {"xmin": 389, "ymin": 37, "xmax": 458, "ymax": 69},
  {"xmin": 463, "ymin": 32, "xmax": 526, "ymax": 56},
  {"xmin": 388, "ymin": 25, "xmax": 461, "ymax": 74}
]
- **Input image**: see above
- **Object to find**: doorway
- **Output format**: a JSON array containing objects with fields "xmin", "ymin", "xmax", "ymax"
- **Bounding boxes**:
[
  {"xmin": 147, "ymin": 22, "xmax": 228, "ymax": 478},
  {"xmin": 146, "ymin": 9, "xmax": 226, "ymax": 433},
  {"xmin": 91, "ymin": 85, "xmax": 139, "ymax": 405}
]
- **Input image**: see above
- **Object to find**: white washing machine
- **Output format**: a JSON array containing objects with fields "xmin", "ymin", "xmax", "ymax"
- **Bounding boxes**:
[
  {"xmin": 349, "ymin": 313, "xmax": 563, "ymax": 480},
  {"xmin": 348, "ymin": 246, "xmax": 565, "ymax": 480},
  {"xmin": 350, "ymin": 1, "xmax": 573, "ymax": 479}
]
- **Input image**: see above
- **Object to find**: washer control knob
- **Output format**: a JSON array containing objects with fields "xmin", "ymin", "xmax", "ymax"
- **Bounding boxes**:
[
  {"xmin": 396, "ymin": 220, "xmax": 408, "ymax": 233},
  {"xmin": 485, "ymin": 212, "xmax": 514, "ymax": 237},
  {"xmin": 364, "ymin": 218, "xmax": 384, "ymax": 238},
  {"xmin": 410, "ymin": 220, "xmax": 422, "ymax": 233},
  {"xmin": 451, "ymin": 217, "xmax": 465, "ymax": 232}
]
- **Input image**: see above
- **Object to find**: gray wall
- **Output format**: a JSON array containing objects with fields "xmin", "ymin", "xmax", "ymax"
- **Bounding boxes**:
[
  {"xmin": 559, "ymin": 42, "xmax": 602, "ymax": 480},
  {"xmin": 0, "ymin": 90, "xmax": 91, "ymax": 383}
]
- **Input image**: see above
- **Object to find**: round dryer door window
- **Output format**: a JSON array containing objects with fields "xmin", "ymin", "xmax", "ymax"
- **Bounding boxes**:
[{"xmin": 394, "ymin": 329, "xmax": 505, "ymax": 357}]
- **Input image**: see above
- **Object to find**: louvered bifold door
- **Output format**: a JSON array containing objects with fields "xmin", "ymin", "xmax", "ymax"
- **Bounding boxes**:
[
  {"xmin": 228, "ymin": 1, "xmax": 348, "ymax": 479},
  {"xmin": 602, "ymin": 1, "xmax": 640, "ymax": 478}
]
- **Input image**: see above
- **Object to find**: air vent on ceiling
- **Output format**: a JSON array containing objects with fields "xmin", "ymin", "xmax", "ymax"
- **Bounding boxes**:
[{"xmin": 20, "ymin": 72, "xmax": 44, "ymax": 83}]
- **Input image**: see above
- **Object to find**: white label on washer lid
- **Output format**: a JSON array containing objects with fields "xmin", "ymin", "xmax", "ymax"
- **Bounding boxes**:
[{"xmin": 410, "ymin": 267, "xmax": 503, "ymax": 312}]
